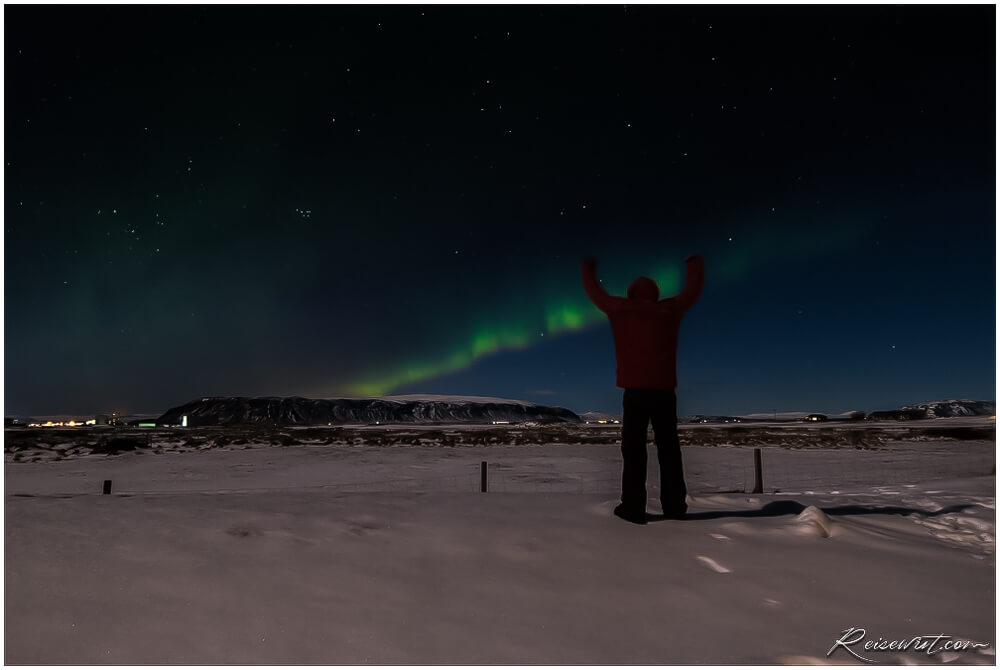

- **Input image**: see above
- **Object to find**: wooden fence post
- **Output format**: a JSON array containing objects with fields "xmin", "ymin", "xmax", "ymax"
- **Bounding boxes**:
[{"xmin": 752, "ymin": 448, "xmax": 763, "ymax": 494}]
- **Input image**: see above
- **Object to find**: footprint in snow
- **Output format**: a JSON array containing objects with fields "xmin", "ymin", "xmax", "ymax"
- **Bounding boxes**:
[
  {"xmin": 346, "ymin": 515, "xmax": 383, "ymax": 536},
  {"xmin": 226, "ymin": 523, "xmax": 263, "ymax": 538}
]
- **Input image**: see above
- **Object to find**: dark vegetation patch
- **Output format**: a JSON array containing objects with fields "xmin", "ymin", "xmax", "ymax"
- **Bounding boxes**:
[
  {"xmin": 4, "ymin": 421, "xmax": 994, "ymax": 458},
  {"xmin": 920, "ymin": 426, "xmax": 995, "ymax": 441},
  {"xmin": 90, "ymin": 436, "xmax": 151, "ymax": 454}
]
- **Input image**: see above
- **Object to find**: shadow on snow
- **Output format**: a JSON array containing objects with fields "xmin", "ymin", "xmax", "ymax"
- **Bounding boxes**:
[{"xmin": 647, "ymin": 501, "xmax": 975, "ymax": 522}]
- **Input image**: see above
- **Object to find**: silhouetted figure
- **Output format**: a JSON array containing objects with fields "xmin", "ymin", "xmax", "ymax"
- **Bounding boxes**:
[{"xmin": 582, "ymin": 255, "xmax": 705, "ymax": 524}]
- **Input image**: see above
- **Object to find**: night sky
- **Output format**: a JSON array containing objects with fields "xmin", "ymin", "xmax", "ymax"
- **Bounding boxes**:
[{"xmin": 5, "ymin": 4, "xmax": 996, "ymax": 417}]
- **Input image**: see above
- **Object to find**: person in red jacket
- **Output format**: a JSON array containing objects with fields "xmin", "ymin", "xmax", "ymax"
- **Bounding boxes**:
[{"xmin": 582, "ymin": 255, "xmax": 705, "ymax": 524}]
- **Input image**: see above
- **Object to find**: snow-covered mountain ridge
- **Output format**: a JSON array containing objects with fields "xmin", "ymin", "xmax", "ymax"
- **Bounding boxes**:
[
  {"xmin": 703, "ymin": 400, "xmax": 994, "ymax": 424},
  {"xmin": 898, "ymin": 399, "xmax": 995, "ymax": 418}
]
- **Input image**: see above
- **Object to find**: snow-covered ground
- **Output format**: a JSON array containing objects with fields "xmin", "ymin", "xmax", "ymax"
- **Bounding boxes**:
[{"xmin": 4, "ymin": 425, "xmax": 995, "ymax": 664}]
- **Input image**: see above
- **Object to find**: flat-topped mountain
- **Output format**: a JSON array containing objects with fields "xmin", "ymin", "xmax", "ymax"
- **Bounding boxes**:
[{"xmin": 155, "ymin": 395, "xmax": 581, "ymax": 427}]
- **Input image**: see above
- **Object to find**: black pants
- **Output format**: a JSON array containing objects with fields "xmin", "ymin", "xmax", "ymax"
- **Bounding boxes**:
[{"xmin": 620, "ymin": 388, "xmax": 688, "ymax": 515}]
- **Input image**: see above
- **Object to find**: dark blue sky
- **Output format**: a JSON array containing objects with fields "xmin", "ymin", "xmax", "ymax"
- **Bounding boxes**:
[{"xmin": 5, "ymin": 5, "xmax": 995, "ymax": 416}]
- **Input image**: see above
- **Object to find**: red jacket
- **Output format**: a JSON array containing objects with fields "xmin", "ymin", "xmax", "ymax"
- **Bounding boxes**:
[{"xmin": 582, "ymin": 256, "xmax": 704, "ymax": 390}]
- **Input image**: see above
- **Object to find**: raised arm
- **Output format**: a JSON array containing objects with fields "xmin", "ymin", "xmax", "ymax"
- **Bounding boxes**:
[
  {"xmin": 581, "ymin": 257, "xmax": 617, "ymax": 313},
  {"xmin": 673, "ymin": 254, "xmax": 705, "ymax": 311}
]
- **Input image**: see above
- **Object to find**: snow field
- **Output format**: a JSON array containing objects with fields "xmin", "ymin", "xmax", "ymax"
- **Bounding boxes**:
[{"xmin": 5, "ymin": 438, "xmax": 995, "ymax": 664}]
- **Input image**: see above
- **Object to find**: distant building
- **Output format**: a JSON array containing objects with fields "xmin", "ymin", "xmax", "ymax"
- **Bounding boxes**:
[
  {"xmin": 805, "ymin": 414, "xmax": 828, "ymax": 422},
  {"xmin": 95, "ymin": 414, "xmax": 110, "ymax": 425}
]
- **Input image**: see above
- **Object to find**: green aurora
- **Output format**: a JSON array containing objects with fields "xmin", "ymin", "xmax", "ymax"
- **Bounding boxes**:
[{"xmin": 343, "ymin": 219, "xmax": 868, "ymax": 397}]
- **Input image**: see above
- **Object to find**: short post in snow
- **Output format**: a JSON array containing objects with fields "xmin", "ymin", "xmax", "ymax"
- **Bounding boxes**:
[
  {"xmin": 752, "ymin": 448, "xmax": 763, "ymax": 494},
  {"xmin": 103, "ymin": 480, "xmax": 113, "ymax": 495},
  {"xmin": 481, "ymin": 461, "xmax": 488, "ymax": 493}
]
